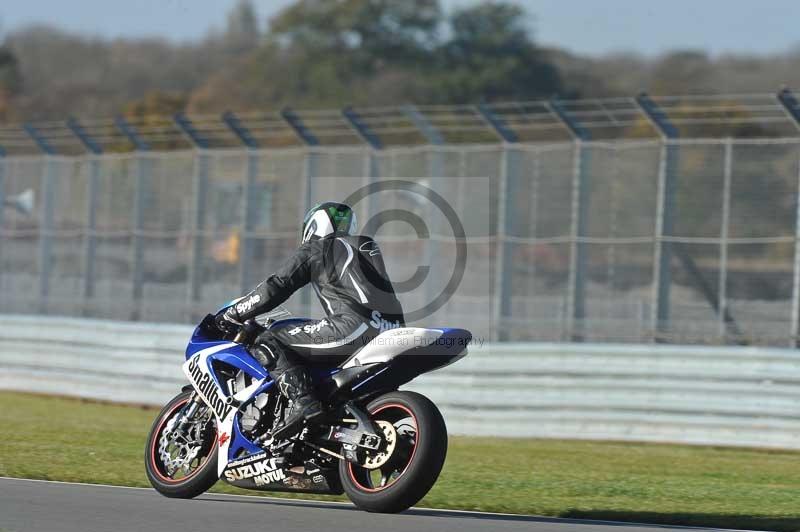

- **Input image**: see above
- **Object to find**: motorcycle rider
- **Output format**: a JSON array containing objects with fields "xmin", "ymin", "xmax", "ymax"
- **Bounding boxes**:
[{"xmin": 215, "ymin": 202, "xmax": 405, "ymax": 439}]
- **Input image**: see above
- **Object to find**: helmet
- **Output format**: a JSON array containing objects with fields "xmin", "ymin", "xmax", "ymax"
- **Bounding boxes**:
[{"xmin": 301, "ymin": 202, "xmax": 358, "ymax": 243}]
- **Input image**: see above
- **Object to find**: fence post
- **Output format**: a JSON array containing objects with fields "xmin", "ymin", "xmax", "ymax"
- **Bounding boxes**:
[
  {"xmin": 222, "ymin": 111, "xmax": 260, "ymax": 294},
  {"xmin": 38, "ymin": 157, "xmax": 57, "ymax": 313},
  {"xmin": 792, "ymin": 148, "xmax": 800, "ymax": 348},
  {"xmin": 301, "ymin": 148, "xmax": 318, "ymax": 217},
  {"xmin": 282, "ymin": 108, "xmax": 320, "ymax": 317},
  {"xmin": 403, "ymin": 104, "xmax": 444, "ymax": 146},
  {"xmin": 174, "ymin": 113, "xmax": 211, "ymax": 320},
  {"xmin": 477, "ymin": 103, "xmax": 518, "ymax": 341},
  {"xmin": 67, "ymin": 117, "xmax": 103, "ymax": 311},
  {"xmin": 550, "ymin": 99, "xmax": 592, "ymax": 341},
  {"xmin": 0, "ymin": 153, "xmax": 5, "ymax": 301},
  {"xmin": 187, "ymin": 151, "xmax": 210, "ymax": 318},
  {"xmin": 777, "ymin": 89, "xmax": 800, "ymax": 346},
  {"xmin": 636, "ymin": 93, "xmax": 679, "ymax": 342},
  {"xmin": 82, "ymin": 157, "xmax": 101, "ymax": 308},
  {"xmin": 718, "ymin": 138, "xmax": 733, "ymax": 341},
  {"xmin": 24, "ymin": 124, "xmax": 57, "ymax": 313},
  {"xmin": 115, "ymin": 116, "xmax": 151, "ymax": 321},
  {"xmin": 528, "ymin": 148, "xmax": 541, "ymax": 307},
  {"xmin": 343, "ymin": 107, "xmax": 382, "ymax": 223},
  {"xmin": 403, "ymin": 105, "xmax": 444, "ymax": 320},
  {"xmin": 297, "ymin": 148, "xmax": 319, "ymax": 317},
  {"xmin": 236, "ymin": 151, "xmax": 259, "ymax": 293},
  {"xmin": 131, "ymin": 154, "xmax": 149, "ymax": 320}
]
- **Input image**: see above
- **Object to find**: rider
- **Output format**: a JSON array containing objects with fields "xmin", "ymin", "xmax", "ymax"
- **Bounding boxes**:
[{"xmin": 215, "ymin": 202, "xmax": 405, "ymax": 439}]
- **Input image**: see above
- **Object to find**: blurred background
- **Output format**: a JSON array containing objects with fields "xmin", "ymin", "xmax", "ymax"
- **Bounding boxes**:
[
  {"xmin": 7, "ymin": 5, "xmax": 800, "ymax": 524},
  {"xmin": 0, "ymin": 0, "xmax": 800, "ymax": 346},
  {"xmin": 2, "ymin": 0, "xmax": 800, "ymax": 345},
  {"xmin": 2, "ymin": 0, "xmax": 800, "ymax": 118}
]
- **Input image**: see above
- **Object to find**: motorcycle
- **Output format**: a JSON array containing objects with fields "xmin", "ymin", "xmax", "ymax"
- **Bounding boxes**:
[{"xmin": 145, "ymin": 303, "xmax": 471, "ymax": 513}]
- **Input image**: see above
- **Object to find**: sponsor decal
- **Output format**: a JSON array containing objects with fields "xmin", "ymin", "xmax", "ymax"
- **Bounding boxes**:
[
  {"xmin": 287, "ymin": 319, "xmax": 329, "ymax": 336},
  {"xmin": 224, "ymin": 456, "xmax": 286, "ymax": 486},
  {"xmin": 369, "ymin": 310, "xmax": 401, "ymax": 332},
  {"xmin": 187, "ymin": 357, "xmax": 234, "ymax": 420},
  {"xmin": 235, "ymin": 293, "xmax": 261, "ymax": 315},
  {"xmin": 312, "ymin": 475, "xmax": 325, "ymax": 484},
  {"xmin": 254, "ymin": 470, "xmax": 287, "ymax": 486},
  {"xmin": 359, "ymin": 240, "xmax": 381, "ymax": 257},
  {"xmin": 218, "ymin": 432, "xmax": 230, "ymax": 446},
  {"xmin": 226, "ymin": 453, "xmax": 268, "ymax": 468}
]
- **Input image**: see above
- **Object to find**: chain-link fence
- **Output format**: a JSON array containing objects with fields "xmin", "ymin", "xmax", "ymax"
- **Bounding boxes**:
[{"xmin": 1, "ymin": 137, "xmax": 799, "ymax": 345}]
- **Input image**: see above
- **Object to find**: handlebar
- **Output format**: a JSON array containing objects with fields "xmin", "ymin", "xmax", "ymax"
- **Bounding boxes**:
[{"xmin": 232, "ymin": 318, "xmax": 266, "ymax": 346}]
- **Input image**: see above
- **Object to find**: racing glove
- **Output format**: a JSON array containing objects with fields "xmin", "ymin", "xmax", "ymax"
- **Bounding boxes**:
[{"xmin": 214, "ymin": 306, "xmax": 241, "ymax": 335}]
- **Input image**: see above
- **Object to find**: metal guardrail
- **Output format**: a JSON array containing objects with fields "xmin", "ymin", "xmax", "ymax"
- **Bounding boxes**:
[{"xmin": 2, "ymin": 315, "xmax": 800, "ymax": 449}]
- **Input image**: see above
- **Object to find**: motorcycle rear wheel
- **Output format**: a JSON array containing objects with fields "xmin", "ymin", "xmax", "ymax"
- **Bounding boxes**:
[
  {"xmin": 145, "ymin": 390, "xmax": 219, "ymax": 498},
  {"xmin": 340, "ymin": 390, "xmax": 448, "ymax": 513}
]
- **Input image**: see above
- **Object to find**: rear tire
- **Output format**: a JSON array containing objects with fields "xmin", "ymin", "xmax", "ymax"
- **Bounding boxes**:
[
  {"xmin": 145, "ymin": 391, "xmax": 219, "ymax": 499},
  {"xmin": 340, "ymin": 391, "xmax": 448, "ymax": 513}
]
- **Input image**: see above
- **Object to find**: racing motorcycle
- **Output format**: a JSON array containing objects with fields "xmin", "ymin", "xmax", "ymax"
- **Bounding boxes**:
[{"xmin": 145, "ymin": 303, "xmax": 471, "ymax": 513}]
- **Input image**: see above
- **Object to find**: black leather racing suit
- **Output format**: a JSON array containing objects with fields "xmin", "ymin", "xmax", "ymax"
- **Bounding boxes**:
[{"xmin": 233, "ymin": 233, "xmax": 405, "ymax": 376}]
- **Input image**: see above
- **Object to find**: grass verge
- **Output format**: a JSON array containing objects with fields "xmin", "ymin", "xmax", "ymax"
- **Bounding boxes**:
[{"xmin": 1, "ymin": 391, "xmax": 799, "ymax": 531}]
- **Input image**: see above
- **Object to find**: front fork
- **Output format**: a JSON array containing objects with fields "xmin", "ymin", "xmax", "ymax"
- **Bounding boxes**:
[{"xmin": 170, "ymin": 392, "xmax": 205, "ymax": 435}]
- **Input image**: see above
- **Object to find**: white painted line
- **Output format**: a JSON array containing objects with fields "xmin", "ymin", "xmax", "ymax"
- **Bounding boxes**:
[{"xmin": 0, "ymin": 477, "xmax": 765, "ymax": 531}]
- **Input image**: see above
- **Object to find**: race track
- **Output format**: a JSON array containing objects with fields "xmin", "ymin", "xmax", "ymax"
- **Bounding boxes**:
[{"xmin": 0, "ymin": 477, "xmax": 731, "ymax": 532}]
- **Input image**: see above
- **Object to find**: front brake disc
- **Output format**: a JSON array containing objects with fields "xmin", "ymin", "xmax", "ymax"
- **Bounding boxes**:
[{"xmin": 158, "ymin": 410, "xmax": 210, "ymax": 477}]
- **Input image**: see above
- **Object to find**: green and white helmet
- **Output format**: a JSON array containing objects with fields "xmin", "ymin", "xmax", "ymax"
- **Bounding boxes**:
[{"xmin": 301, "ymin": 202, "xmax": 358, "ymax": 243}]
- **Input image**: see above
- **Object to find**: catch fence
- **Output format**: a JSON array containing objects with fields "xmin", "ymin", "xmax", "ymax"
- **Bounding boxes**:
[{"xmin": 2, "ymin": 91, "xmax": 800, "ymax": 345}]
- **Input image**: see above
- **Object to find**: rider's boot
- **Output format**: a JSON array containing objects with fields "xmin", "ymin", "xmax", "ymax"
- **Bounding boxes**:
[{"xmin": 271, "ymin": 366, "xmax": 323, "ymax": 440}]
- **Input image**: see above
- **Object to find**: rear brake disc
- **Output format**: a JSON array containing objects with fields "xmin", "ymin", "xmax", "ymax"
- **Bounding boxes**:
[{"xmin": 361, "ymin": 420, "xmax": 397, "ymax": 470}]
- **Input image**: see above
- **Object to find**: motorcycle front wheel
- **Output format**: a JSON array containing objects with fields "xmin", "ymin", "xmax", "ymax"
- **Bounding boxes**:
[
  {"xmin": 145, "ymin": 390, "xmax": 219, "ymax": 498},
  {"xmin": 340, "ymin": 390, "xmax": 448, "ymax": 513}
]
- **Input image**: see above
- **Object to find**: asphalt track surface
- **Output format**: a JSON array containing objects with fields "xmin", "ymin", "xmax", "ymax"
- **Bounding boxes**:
[{"xmin": 1, "ymin": 477, "xmax": 750, "ymax": 532}]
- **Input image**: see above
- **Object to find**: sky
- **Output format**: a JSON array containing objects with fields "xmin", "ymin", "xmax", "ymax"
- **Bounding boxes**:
[{"xmin": 1, "ymin": 0, "xmax": 799, "ymax": 57}]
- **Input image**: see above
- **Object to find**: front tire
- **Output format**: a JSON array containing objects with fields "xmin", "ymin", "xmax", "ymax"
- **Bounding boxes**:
[
  {"xmin": 340, "ymin": 391, "xmax": 448, "ymax": 513},
  {"xmin": 145, "ymin": 391, "xmax": 219, "ymax": 498}
]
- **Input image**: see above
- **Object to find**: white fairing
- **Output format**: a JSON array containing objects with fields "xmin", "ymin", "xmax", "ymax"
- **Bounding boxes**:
[
  {"xmin": 340, "ymin": 327, "xmax": 448, "ymax": 369},
  {"xmin": 182, "ymin": 343, "xmax": 267, "ymax": 476}
]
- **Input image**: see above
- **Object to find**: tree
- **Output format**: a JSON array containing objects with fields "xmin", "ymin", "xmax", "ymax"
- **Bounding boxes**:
[
  {"xmin": 0, "ymin": 45, "xmax": 20, "ymax": 121},
  {"xmin": 123, "ymin": 90, "xmax": 188, "ymax": 150},
  {"xmin": 649, "ymin": 51, "xmax": 715, "ymax": 95},
  {"xmin": 428, "ymin": 2, "xmax": 563, "ymax": 102},
  {"xmin": 269, "ymin": 0, "xmax": 442, "ymax": 72},
  {"xmin": 225, "ymin": 0, "xmax": 261, "ymax": 54},
  {"xmin": 190, "ymin": 0, "xmax": 445, "ymax": 112},
  {"xmin": 0, "ymin": 46, "xmax": 20, "ymax": 94}
]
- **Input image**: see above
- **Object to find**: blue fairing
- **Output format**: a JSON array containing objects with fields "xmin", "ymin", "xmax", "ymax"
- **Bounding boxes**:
[
  {"xmin": 187, "ymin": 322, "xmax": 226, "ymax": 359},
  {"xmin": 187, "ymin": 313, "xmax": 467, "ymax": 462},
  {"xmin": 231, "ymin": 413, "xmax": 267, "ymax": 457},
  {"xmin": 186, "ymin": 319, "xmax": 339, "ymax": 460}
]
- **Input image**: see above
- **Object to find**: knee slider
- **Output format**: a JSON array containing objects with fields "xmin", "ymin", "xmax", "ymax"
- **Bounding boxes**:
[{"xmin": 252, "ymin": 342, "xmax": 280, "ymax": 370}]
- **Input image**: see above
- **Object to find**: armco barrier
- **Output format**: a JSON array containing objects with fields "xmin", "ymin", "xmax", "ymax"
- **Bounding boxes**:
[{"xmin": 2, "ymin": 315, "xmax": 800, "ymax": 449}]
